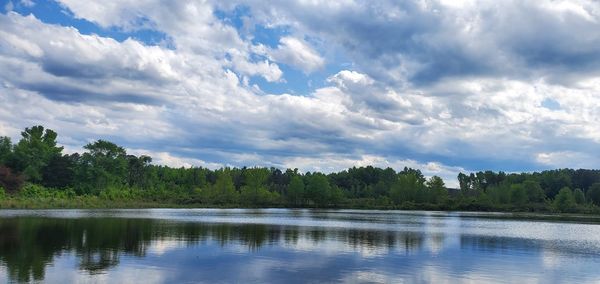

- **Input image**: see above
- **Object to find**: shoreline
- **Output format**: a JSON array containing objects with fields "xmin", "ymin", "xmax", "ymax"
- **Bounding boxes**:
[{"xmin": 2, "ymin": 198, "xmax": 600, "ymax": 223}]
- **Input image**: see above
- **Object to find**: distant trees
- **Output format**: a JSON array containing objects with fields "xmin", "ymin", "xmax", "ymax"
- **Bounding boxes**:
[
  {"xmin": 553, "ymin": 187, "xmax": 576, "ymax": 212},
  {"xmin": 426, "ymin": 176, "xmax": 448, "ymax": 204},
  {"xmin": 2, "ymin": 125, "xmax": 600, "ymax": 213},
  {"xmin": 207, "ymin": 170, "xmax": 238, "ymax": 204},
  {"xmin": 306, "ymin": 173, "xmax": 331, "ymax": 206},
  {"xmin": 286, "ymin": 175, "xmax": 305, "ymax": 206},
  {"xmin": 573, "ymin": 188, "xmax": 586, "ymax": 204},
  {"xmin": 587, "ymin": 183, "xmax": 600, "ymax": 206}
]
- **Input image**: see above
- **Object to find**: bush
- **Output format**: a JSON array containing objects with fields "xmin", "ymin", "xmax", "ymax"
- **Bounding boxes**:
[
  {"xmin": 0, "ymin": 186, "xmax": 5, "ymax": 200},
  {"xmin": 99, "ymin": 186, "xmax": 141, "ymax": 201},
  {"xmin": 20, "ymin": 183, "xmax": 52, "ymax": 199}
]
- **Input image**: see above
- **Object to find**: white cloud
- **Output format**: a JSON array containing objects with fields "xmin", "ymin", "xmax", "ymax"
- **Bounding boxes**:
[
  {"xmin": 269, "ymin": 36, "xmax": 325, "ymax": 73},
  {"xmin": 2, "ymin": 0, "xmax": 600, "ymax": 185}
]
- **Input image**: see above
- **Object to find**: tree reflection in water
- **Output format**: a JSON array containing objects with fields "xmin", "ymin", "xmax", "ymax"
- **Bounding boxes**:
[{"xmin": 0, "ymin": 217, "xmax": 428, "ymax": 282}]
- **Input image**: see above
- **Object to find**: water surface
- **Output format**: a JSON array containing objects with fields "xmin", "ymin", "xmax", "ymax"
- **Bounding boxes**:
[{"xmin": 1, "ymin": 209, "xmax": 599, "ymax": 283}]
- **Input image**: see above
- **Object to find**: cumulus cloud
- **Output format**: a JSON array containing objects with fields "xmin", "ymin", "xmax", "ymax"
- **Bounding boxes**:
[
  {"xmin": 269, "ymin": 36, "xmax": 325, "ymax": 73},
  {"xmin": 1, "ymin": 0, "xmax": 600, "ymax": 187},
  {"xmin": 241, "ymin": 0, "xmax": 600, "ymax": 85}
]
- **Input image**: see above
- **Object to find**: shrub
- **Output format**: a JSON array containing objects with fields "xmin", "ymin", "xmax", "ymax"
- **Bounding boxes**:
[{"xmin": 20, "ymin": 183, "xmax": 51, "ymax": 199}]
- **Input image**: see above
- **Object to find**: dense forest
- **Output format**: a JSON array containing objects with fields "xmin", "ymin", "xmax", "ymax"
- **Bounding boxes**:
[{"xmin": 1, "ymin": 125, "xmax": 600, "ymax": 213}]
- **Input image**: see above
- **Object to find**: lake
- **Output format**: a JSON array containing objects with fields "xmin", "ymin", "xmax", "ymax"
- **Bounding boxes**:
[{"xmin": 1, "ymin": 209, "xmax": 600, "ymax": 283}]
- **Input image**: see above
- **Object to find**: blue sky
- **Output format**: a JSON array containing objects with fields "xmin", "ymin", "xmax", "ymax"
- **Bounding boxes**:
[{"xmin": 2, "ymin": 0, "xmax": 600, "ymax": 186}]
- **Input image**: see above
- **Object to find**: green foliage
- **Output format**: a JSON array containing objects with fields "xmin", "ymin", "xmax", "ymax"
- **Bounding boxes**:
[
  {"xmin": 208, "ymin": 170, "xmax": 238, "ymax": 204},
  {"xmin": 553, "ymin": 187, "xmax": 576, "ymax": 212},
  {"xmin": 12, "ymin": 126, "xmax": 63, "ymax": 183},
  {"xmin": 426, "ymin": 176, "xmax": 448, "ymax": 204},
  {"xmin": 287, "ymin": 175, "xmax": 305, "ymax": 206},
  {"xmin": 523, "ymin": 179, "xmax": 545, "ymax": 203},
  {"xmin": 306, "ymin": 173, "xmax": 331, "ymax": 206},
  {"xmin": 509, "ymin": 184, "xmax": 528, "ymax": 206},
  {"xmin": 588, "ymin": 183, "xmax": 600, "ymax": 206},
  {"xmin": 0, "ymin": 136, "xmax": 12, "ymax": 165},
  {"xmin": 390, "ymin": 173, "xmax": 425, "ymax": 204},
  {"xmin": 4, "ymin": 125, "xmax": 600, "ymax": 214},
  {"xmin": 20, "ymin": 184, "xmax": 51, "ymax": 199},
  {"xmin": 77, "ymin": 140, "xmax": 128, "ymax": 192},
  {"xmin": 540, "ymin": 171, "xmax": 572, "ymax": 199},
  {"xmin": 573, "ymin": 188, "xmax": 585, "ymax": 204},
  {"xmin": 239, "ymin": 168, "xmax": 273, "ymax": 205},
  {"xmin": 329, "ymin": 186, "xmax": 344, "ymax": 206},
  {"xmin": 42, "ymin": 154, "xmax": 76, "ymax": 188},
  {"xmin": 486, "ymin": 183, "xmax": 511, "ymax": 204}
]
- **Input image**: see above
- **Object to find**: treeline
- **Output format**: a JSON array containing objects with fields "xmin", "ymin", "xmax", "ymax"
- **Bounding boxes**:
[{"xmin": 1, "ymin": 125, "xmax": 600, "ymax": 213}]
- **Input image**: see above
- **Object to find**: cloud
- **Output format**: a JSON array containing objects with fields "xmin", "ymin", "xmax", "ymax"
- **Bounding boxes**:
[
  {"xmin": 269, "ymin": 36, "xmax": 325, "ymax": 73},
  {"xmin": 2, "ymin": 0, "xmax": 600, "ymax": 187},
  {"xmin": 4, "ymin": 1, "xmax": 13, "ymax": 12},
  {"xmin": 241, "ymin": 0, "xmax": 600, "ymax": 85}
]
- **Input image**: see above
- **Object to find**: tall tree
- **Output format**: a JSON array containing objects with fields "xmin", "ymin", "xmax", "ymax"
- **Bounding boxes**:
[
  {"xmin": 287, "ymin": 175, "xmax": 305, "ymax": 206},
  {"xmin": 553, "ymin": 187, "xmax": 576, "ymax": 212},
  {"xmin": 522, "ymin": 179, "xmax": 545, "ymax": 203},
  {"xmin": 211, "ymin": 170, "xmax": 238, "ymax": 204},
  {"xmin": 426, "ymin": 176, "xmax": 448, "ymax": 203},
  {"xmin": 12, "ymin": 126, "xmax": 63, "ymax": 182},
  {"xmin": 77, "ymin": 140, "xmax": 127, "ymax": 191},
  {"xmin": 0, "ymin": 136, "xmax": 12, "ymax": 165},
  {"xmin": 127, "ymin": 155, "xmax": 152, "ymax": 188},
  {"xmin": 41, "ymin": 154, "xmax": 77, "ymax": 188},
  {"xmin": 306, "ymin": 173, "xmax": 331, "ymax": 206},
  {"xmin": 587, "ymin": 183, "xmax": 600, "ymax": 206},
  {"xmin": 573, "ymin": 188, "xmax": 585, "ymax": 204},
  {"xmin": 240, "ymin": 167, "xmax": 271, "ymax": 205}
]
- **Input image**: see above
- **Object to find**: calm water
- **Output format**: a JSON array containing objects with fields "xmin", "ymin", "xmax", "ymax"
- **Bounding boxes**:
[{"xmin": 1, "ymin": 209, "xmax": 600, "ymax": 283}]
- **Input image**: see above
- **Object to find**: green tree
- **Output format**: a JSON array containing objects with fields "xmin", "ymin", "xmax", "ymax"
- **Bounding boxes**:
[
  {"xmin": 126, "ymin": 155, "xmax": 152, "ymax": 189},
  {"xmin": 330, "ymin": 186, "xmax": 344, "ymax": 206},
  {"xmin": 240, "ymin": 168, "xmax": 271, "ymax": 205},
  {"xmin": 12, "ymin": 126, "xmax": 63, "ymax": 182},
  {"xmin": 553, "ymin": 187, "xmax": 576, "ymax": 212},
  {"xmin": 77, "ymin": 140, "xmax": 127, "ymax": 192},
  {"xmin": 41, "ymin": 154, "xmax": 76, "ymax": 188},
  {"xmin": 287, "ymin": 175, "xmax": 305, "ymax": 206},
  {"xmin": 305, "ymin": 173, "xmax": 330, "ymax": 206},
  {"xmin": 390, "ymin": 173, "xmax": 425, "ymax": 204},
  {"xmin": 509, "ymin": 184, "xmax": 528, "ymax": 206},
  {"xmin": 587, "ymin": 183, "xmax": 600, "ymax": 206},
  {"xmin": 211, "ymin": 170, "xmax": 238, "ymax": 204},
  {"xmin": 573, "ymin": 188, "xmax": 585, "ymax": 204},
  {"xmin": 0, "ymin": 136, "xmax": 12, "ymax": 165},
  {"xmin": 522, "ymin": 179, "xmax": 545, "ymax": 203},
  {"xmin": 486, "ymin": 182, "xmax": 511, "ymax": 204},
  {"xmin": 426, "ymin": 176, "xmax": 448, "ymax": 204}
]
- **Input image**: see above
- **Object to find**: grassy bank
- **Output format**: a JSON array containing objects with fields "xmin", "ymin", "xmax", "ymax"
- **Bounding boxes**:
[{"xmin": 2, "ymin": 195, "xmax": 599, "ymax": 215}]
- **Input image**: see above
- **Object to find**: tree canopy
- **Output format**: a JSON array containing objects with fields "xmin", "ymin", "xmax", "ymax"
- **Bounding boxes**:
[{"xmin": 1, "ymin": 125, "xmax": 600, "ymax": 213}]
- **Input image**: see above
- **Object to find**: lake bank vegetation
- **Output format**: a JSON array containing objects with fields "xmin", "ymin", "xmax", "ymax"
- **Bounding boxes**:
[{"xmin": 1, "ymin": 125, "xmax": 600, "ymax": 213}]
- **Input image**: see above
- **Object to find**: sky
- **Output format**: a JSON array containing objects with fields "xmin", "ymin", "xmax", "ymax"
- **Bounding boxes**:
[{"xmin": 1, "ymin": 0, "xmax": 600, "ymax": 186}]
